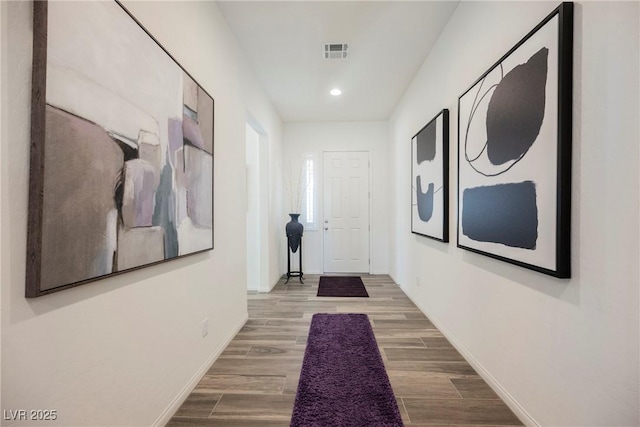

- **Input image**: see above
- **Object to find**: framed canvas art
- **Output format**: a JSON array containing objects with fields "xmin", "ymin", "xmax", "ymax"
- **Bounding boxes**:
[
  {"xmin": 26, "ymin": 1, "xmax": 214, "ymax": 297},
  {"xmin": 457, "ymin": 2, "xmax": 572, "ymax": 278},
  {"xmin": 411, "ymin": 109, "xmax": 449, "ymax": 242}
]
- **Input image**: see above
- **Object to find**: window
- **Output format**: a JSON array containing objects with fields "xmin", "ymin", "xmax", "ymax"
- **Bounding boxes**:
[{"xmin": 301, "ymin": 155, "xmax": 317, "ymax": 230}]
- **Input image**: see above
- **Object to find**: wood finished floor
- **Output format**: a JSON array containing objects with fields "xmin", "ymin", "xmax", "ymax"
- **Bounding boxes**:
[{"xmin": 167, "ymin": 275, "xmax": 522, "ymax": 427}]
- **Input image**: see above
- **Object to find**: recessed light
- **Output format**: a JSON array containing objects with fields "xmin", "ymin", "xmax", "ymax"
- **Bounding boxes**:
[{"xmin": 330, "ymin": 88, "xmax": 342, "ymax": 96}]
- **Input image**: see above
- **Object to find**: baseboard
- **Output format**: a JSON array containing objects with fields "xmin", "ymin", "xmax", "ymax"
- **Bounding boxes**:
[
  {"xmin": 266, "ymin": 281, "xmax": 277, "ymax": 292},
  {"xmin": 388, "ymin": 272, "xmax": 401, "ymax": 287},
  {"xmin": 402, "ymin": 290, "xmax": 538, "ymax": 427},
  {"xmin": 370, "ymin": 270, "xmax": 389, "ymax": 275},
  {"xmin": 152, "ymin": 313, "xmax": 248, "ymax": 427}
]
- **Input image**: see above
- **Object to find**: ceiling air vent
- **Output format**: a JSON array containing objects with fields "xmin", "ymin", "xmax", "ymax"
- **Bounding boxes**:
[{"xmin": 323, "ymin": 43, "xmax": 348, "ymax": 60}]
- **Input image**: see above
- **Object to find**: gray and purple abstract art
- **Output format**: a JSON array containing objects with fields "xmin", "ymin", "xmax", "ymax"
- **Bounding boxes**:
[{"xmin": 34, "ymin": 2, "xmax": 213, "ymax": 292}]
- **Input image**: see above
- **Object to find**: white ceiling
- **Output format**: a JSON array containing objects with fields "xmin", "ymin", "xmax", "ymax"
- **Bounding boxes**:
[{"xmin": 218, "ymin": 1, "xmax": 459, "ymax": 123}]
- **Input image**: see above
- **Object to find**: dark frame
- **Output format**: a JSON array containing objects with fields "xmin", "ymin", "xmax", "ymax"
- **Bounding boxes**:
[
  {"xmin": 411, "ymin": 109, "xmax": 450, "ymax": 242},
  {"xmin": 27, "ymin": 0, "xmax": 215, "ymax": 297},
  {"xmin": 456, "ymin": 2, "xmax": 572, "ymax": 278}
]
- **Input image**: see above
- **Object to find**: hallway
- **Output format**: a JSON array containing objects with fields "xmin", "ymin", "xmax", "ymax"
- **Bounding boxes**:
[{"xmin": 168, "ymin": 275, "xmax": 522, "ymax": 426}]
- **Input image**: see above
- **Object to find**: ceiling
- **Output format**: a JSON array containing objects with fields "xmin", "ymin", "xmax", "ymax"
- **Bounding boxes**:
[{"xmin": 218, "ymin": 1, "xmax": 459, "ymax": 123}]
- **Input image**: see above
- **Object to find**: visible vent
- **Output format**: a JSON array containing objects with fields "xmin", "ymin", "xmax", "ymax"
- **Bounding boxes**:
[{"xmin": 323, "ymin": 43, "xmax": 348, "ymax": 60}]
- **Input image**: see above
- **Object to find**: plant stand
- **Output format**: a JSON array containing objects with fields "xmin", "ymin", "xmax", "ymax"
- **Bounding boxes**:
[{"xmin": 285, "ymin": 236, "xmax": 304, "ymax": 284}]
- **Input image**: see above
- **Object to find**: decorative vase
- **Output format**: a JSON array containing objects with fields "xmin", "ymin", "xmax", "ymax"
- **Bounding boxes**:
[{"xmin": 285, "ymin": 213, "xmax": 304, "ymax": 253}]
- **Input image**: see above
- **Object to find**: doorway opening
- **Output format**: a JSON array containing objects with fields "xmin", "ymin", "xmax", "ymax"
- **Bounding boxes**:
[{"xmin": 245, "ymin": 122, "xmax": 269, "ymax": 292}]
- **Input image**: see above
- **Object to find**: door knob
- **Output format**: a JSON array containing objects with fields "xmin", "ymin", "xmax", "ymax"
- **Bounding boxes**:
[
  {"xmin": 324, "ymin": 227, "xmax": 328, "ymax": 231},
  {"xmin": 324, "ymin": 220, "xmax": 328, "ymax": 223}
]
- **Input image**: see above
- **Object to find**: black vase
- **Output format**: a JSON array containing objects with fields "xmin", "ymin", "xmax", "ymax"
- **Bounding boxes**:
[{"xmin": 285, "ymin": 213, "xmax": 304, "ymax": 253}]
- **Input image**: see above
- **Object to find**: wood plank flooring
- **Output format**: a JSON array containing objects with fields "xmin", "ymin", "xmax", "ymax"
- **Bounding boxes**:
[{"xmin": 167, "ymin": 275, "xmax": 522, "ymax": 426}]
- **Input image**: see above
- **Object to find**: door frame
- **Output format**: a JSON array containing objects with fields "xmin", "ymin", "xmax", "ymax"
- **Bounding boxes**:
[{"xmin": 321, "ymin": 150, "xmax": 371, "ymax": 274}]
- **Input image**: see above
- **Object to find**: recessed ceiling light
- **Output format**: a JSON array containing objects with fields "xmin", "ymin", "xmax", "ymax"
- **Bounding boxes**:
[{"xmin": 330, "ymin": 88, "xmax": 342, "ymax": 96}]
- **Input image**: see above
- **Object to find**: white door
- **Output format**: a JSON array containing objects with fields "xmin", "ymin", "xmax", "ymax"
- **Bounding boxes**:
[{"xmin": 323, "ymin": 151, "xmax": 370, "ymax": 273}]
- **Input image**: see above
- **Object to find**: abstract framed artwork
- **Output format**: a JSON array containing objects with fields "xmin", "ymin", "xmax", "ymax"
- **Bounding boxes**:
[
  {"xmin": 26, "ymin": 1, "xmax": 214, "ymax": 297},
  {"xmin": 411, "ymin": 109, "xmax": 449, "ymax": 242},
  {"xmin": 457, "ymin": 2, "xmax": 572, "ymax": 278}
]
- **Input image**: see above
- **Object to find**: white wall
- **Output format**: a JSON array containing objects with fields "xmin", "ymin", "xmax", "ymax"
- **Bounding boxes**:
[
  {"xmin": 390, "ymin": 2, "xmax": 639, "ymax": 426},
  {"xmin": 283, "ymin": 121, "xmax": 389, "ymax": 275},
  {"xmin": 0, "ymin": 1, "xmax": 283, "ymax": 426}
]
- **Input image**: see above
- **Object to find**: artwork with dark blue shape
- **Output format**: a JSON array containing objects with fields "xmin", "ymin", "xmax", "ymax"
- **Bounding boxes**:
[
  {"xmin": 457, "ymin": 3, "xmax": 572, "ymax": 278},
  {"xmin": 411, "ymin": 109, "xmax": 449, "ymax": 242},
  {"xmin": 486, "ymin": 48, "xmax": 548, "ymax": 166},
  {"xmin": 416, "ymin": 178, "xmax": 434, "ymax": 222},
  {"xmin": 462, "ymin": 182, "xmax": 538, "ymax": 249},
  {"xmin": 416, "ymin": 119, "xmax": 436, "ymax": 163}
]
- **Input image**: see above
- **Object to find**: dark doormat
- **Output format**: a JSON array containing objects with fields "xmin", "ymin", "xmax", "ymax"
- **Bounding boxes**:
[
  {"xmin": 290, "ymin": 313, "xmax": 403, "ymax": 426},
  {"xmin": 317, "ymin": 276, "xmax": 369, "ymax": 297}
]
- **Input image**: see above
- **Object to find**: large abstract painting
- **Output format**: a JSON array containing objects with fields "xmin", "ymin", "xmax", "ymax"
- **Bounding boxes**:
[
  {"xmin": 411, "ymin": 109, "xmax": 449, "ymax": 241},
  {"xmin": 457, "ymin": 3, "xmax": 572, "ymax": 278},
  {"xmin": 26, "ymin": 1, "xmax": 214, "ymax": 297}
]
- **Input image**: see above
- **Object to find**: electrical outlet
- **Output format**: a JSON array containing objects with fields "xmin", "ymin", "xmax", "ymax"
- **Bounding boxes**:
[
  {"xmin": 201, "ymin": 318, "xmax": 209, "ymax": 338},
  {"xmin": 416, "ymin": 277, "xmax": 421, "ymax": 287}
]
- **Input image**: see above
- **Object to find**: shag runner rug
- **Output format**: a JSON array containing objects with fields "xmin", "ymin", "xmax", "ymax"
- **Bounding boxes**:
[
  {"xmin": 316, "ymin": 276, "xmax": 369, "ymax": 297},
  {"xmin": 290, "ymin": 313, "xmax": 403, "ymax": 427}
]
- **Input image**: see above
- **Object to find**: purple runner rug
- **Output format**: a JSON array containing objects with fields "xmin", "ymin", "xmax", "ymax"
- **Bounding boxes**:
[
  {"xmin": 317, "ymin": 276, "xmax": 369, "ymax": 297},
  {"xmin": 290, "ymin": 313, "xmax": 403, "ymax": 427}
]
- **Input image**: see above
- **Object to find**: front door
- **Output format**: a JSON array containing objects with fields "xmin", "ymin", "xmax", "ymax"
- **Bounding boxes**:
[{"xmin": 322, "ymin": 151, "xmax": 370, "ymax": 273}]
